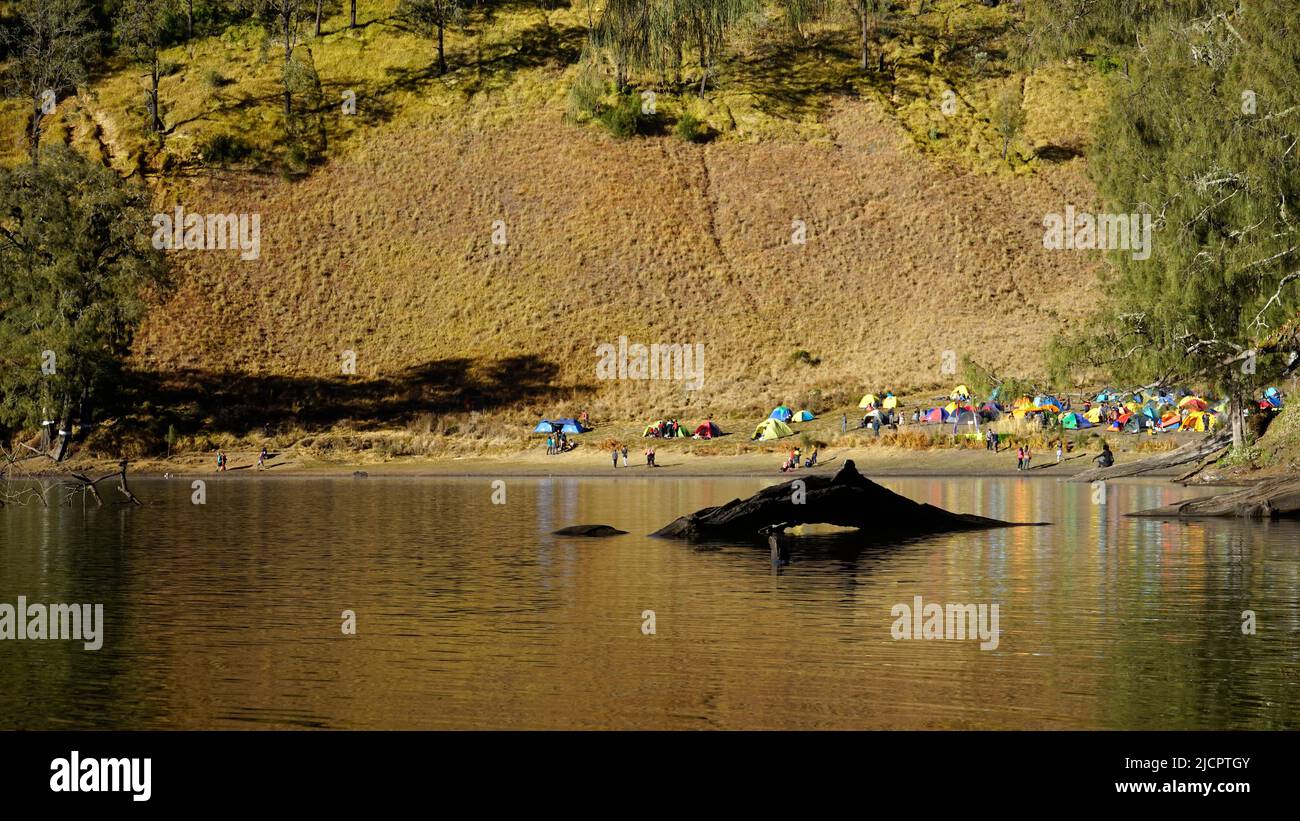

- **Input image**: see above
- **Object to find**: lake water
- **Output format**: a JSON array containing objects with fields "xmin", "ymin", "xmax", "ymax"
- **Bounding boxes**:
[{"xmin": 1, "ymin": 474, "xmax": 1297, "ymax": 729}]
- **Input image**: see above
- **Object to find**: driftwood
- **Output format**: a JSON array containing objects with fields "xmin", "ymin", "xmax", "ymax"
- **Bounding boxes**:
[
  {"xmin": 1068, "ymin": 432, "xmax": 1231, "ymax": 483},
  {"xmin": 1128, "ymin": 476, "xmax": 1300, "ymax": 519},
  {"xmin": 651, "ymin": 459, "xmax": 1039, "ymax": 541}
]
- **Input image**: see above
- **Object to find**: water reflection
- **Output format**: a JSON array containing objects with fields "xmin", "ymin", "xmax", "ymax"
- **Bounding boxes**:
[{"xmin": 0, "ymin": 475, "xmax": 1297, "ymax": 729}]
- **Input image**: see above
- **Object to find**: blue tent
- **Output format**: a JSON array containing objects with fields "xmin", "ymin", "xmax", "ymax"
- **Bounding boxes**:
[
  {"xmin": 560, "ymin": 422, "xmax": 584, "ymax": 434},
  {"xmin": 770, "ymin": 406, "xmax": 793, "ymax": 422},
  {"xmin": 533, "ymin": 420, "xmax": 557, "ymax": 433},
  {"xmin": 791, "ymin": 410, "xmax": 815, "ymax": 422}
]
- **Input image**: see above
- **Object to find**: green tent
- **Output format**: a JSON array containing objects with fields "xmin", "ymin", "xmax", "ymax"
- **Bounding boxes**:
[{"xmin": 752, "ymin": 418, "xmax": 794, "ymax": 441}]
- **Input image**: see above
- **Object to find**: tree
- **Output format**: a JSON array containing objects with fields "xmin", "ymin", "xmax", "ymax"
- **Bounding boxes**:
[
  {"xmin": 0, "ymin": 147, "xmax": 169, "ymax": 460},
  {"xmin": 116, "ymin": 0, "xmax": 178, "ymax": 146},
  {"xmin": 990, "ymin": 78, "xmax": 1025, "ymax": 160},
  {"xmin": 1047, "ymin": 1, "xmax": 1300, "ymax": 452},
  {"xmin": 398, "ymin": 0, "xmax": 463, "ymax": 76},
  {"xmin": 260, "ymin": 0, "xmax": 307, "ymax": 119},
  {"xmin": 0, "ymin": 0, "xmax": 94, "ymax": 165}
]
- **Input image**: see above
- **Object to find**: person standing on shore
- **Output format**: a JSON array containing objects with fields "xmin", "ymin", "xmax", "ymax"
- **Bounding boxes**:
[
  {"xmin": 1056, "ymin": 441, "xmax": 1063, "ymax": 463},
  {"xmin": 621, "ymin": 445, "xmax": 628, "ymax": 467},
  {"xmin": 1016, "ymin": 446, "xmax": 1024, "ymax": 471},
  {"xmin": 546, "ymin": 435, "xmax": 554, "ymax": 455},
  {"xmin": 1025, "ymin": 445, "xmax": 1033, "ymax": 470},
  {"xmin": 612, "ymin": 447, "xmax": 619, "ymax": 468}
]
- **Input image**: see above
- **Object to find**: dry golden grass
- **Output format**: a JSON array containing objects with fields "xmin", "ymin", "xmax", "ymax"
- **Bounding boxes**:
[{"xmin": 3, "ymin": 1, "xmax": 1110, "ymax": 456}]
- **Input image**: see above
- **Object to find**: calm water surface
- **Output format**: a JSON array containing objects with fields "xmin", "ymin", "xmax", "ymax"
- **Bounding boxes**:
[{"xmin": 1, "ymin": 474, "xmax": 1297, "ymax": 729}]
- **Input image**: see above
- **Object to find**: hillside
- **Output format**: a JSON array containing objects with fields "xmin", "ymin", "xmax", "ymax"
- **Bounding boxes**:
[{"xmin": 2, "ymin": 1, "xmax": 1111, "ymax": 454}]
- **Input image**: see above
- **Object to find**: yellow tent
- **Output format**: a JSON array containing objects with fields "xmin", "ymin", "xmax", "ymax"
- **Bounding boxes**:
[
  {"xmin": 858, "ymin": 393, "xmax": 878, "ymax": 409},
  {"xmin": 1179, "ymin": 396, "xmax": 1208, "ymax": 412},
  {"xmin": 882, "ymin": 394, "xmax": 898, "ymax": 410},
  {"xmin": 1180, "ymin": 410, "xmax": 1217, "ymax": 431},
  {"xmin": 945, "ymin": 401, "xmax": 958, "ymax": 414},
  {"xmin": 1084, "ymin": 407, "xmax": 1103, "ymax": 424},
  {"xmin": 752, "ymin": 418, "xmax": 794, "ymax": 441},
  {"xmin": 950, "ymin": 384, "xmax": 971, "ymax": 400}
]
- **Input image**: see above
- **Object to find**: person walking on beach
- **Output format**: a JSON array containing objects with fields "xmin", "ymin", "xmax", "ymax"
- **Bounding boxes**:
[
  {"xmin": 1024, "ymin": 445, "xmax": 1033, "ymax": 470},
  {"xmin": 612, "ymin": 447, "xmax": 619, "ymax": 468},
  {"xmin": 645, "ymin": 446, "xmax": 656, "ymax": 467},
  {"xmin": 621, "ymin": 445, "xmax": 628, "ymax": 467},
  {"xmin": 1056, "ymin": 441, "xmax": 1063, "ymax": 463},
  {"xmin": 257, "ymin": 447, "xmax": 268, "ymax": 470},
  {"xmin": 216, "ymin": 449, "xmax": 227, "ymax": 472},
  {"xmin": 546, "ymin": 435, "xmax": 554, "ymax": 455},
  {"xmin": 1016, "ymin": 446, "xmax": 1024, "ymax": 471}
]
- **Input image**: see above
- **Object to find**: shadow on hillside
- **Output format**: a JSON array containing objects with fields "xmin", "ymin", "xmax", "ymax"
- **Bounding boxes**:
[
  {"xmin": 725, "ymin": 39, "xmax": 863, "ymax": 122},
  {"xmin": 119, "ymin": 355, "xmax": 571, "ymax": 437}
]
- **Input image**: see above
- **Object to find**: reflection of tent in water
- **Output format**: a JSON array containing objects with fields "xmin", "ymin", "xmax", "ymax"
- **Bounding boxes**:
[
  {"xmin": 769, "ymin": 405, "xmax": 794, "ymax": 422},
  {"xmin": 694, "ymin": 421, "xmax": 722, "ymax": 438},
  {"xmin": 752, "ymin": 418, "xmax": 794, "ymax": 440},
  {"xmin": 792, "ymin": 410, "xmax": 816, "ymax": 422}
]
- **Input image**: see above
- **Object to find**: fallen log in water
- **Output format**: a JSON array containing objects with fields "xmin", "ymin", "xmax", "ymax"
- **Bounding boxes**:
[
  {"xmin": 1128, "ymin": 475, "xmax": 1300, "ymax": 519},
  {"xmin": 1067, "ymin": 432, "xmax": 1230, "ymax": 483},
  {"xmin": 650, "ymin": 459, "xmax": 1040, "ymax": 541}
]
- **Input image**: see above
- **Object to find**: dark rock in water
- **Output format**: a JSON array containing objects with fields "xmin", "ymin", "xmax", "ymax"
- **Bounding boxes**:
[
  {"xmin": 352, "ymin": 471, "xmax": 369, "ymax": 478},
  {"xmin": 554, "ymin": 524, "xmax": 629, "ymax": 537},
  {"xmin": 1128, "ymin": 475, "xmax": 1300, "ymax": 519},
  {"xmin": 650, "ymin": 459, "xmax": 1040, "ymax": 541}
]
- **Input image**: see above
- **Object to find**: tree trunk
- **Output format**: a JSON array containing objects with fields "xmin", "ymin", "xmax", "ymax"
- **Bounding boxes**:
[
  {"xmin": 151, "ymin": 55, "xmax": 164, "ymax": 142},
  {"xmin": 316, "ymin": 0, "xmax": 323, "ymax": 36},
  {"xmin": 187, "ymin": 0, "xmax": 193, "ymax": 41},
  {"xmin": 1230, "ymin": 393, "xmax": 1246, "ymax": 452},
  {"xmin": 29, "ymin": 97, "xmax": 41, "ymax": 166},
  {"xmin": 350, "ymin": 0, "xmax": 357, "ymax": 28},
  {"xmin": 437, "ymin": 24, "xmax": 446, "ymax": 75},
  {"xmin": 860, "ymin": 13, "xmax": 869, "ymax": 70}
]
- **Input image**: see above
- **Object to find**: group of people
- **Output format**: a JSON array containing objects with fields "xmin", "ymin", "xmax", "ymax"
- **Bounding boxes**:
[
  {"xmin": 546, "ymin": 432, "xmax": 575, "ymax": 454},
  {"xmin": 214, "ymin": 446, "xmax": 272, "ymax": 471},
  {"xmin": 780, "ymin": 447, "xmax": 817, "ymax": 472},
  {"xmin": 984, "ymin": 430, "xmax": 1000, "ymax": 452},
  {"xmin": 1015, "ymin": 445, "xmax": 1033, "ymax": 471},
  {"xmin": 609, "ymin": 445, "xmax": 630, "ymax": 467},
  {"xmin": 645, "ymin": 419, "xmax": 683, "ymax": 438}
]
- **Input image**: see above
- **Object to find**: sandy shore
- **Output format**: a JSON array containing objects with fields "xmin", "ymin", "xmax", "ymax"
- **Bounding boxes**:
[{"xmin": 48, "ymin": 442, "xmax": 1184, "ymax": 480}]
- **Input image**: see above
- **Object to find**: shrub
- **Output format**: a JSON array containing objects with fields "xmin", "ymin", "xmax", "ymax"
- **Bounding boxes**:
[
  {"xmin": 674, "ymin": 112, "xmax": 710, "ymax": 143},
  {"xmin": 568, "ymin": 60, "xmax": 606, "ymax": 121},
  {"xmin": 199, "ymin": 132, "xmax": 253, "ymax": 166},
  {"xmin": 598, "ymin": 93, "xmax": 645, "ymax": 139},
  {"xmin": 204, "ymin": 69, "xmax": 232, "ymax": 89}
]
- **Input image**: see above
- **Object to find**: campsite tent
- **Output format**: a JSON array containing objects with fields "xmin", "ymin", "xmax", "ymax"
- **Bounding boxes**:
[
  {"xmin": 1033, "ymin": 395, "xmax": 1063, "ymax": 412},
  {"xmin": 533, "ymin": 420, "xmax": 557, "ymax": 433},
  {"xmin": 560, "ymin": 421, "xmax": 585, "ymax": 434},
  {"xmin": 1061, "ymin": 412, "xmax": 1092, "ymax": 429},
  {"xmin": 1180, "ymin": 410, "xmax": 1217, "ymax": 431},
  {"xmin": 858, "ymin": 394, "xmax": 878, "ymax": 409},
  {"xmin": 950, "ymin": 385, "xmax": 971, "ymax": 400},
  {"xmin": 694, "ymin": 421, "xmax": 722, "ymax": 439},
  {"xmin": 1260, "ymin": 387, "xmax": 1283, "ymax": 409},
  {"xmin": 770, "ymin": 405, "xmax": 794, "ymax": 422},
  {"xmin": 921, "ymin": 408, "xmax": 946, "ymax": 424},
  {"xmin": 1094, "ymin": 388, "xmax": 1119, "ymax": 402},
  {"xmin": 882, "ymin": 393, "xmax": 898, "ymax": 410},
  {"xmin": 1084, "ymin": 406, "xmax": 1103, "ymax": 424},
  {"xmin": 1158, "ymin": 411, "xmax": 1182, "ymax": 430},
  {"xmin": 1178, "ymin": 396, "xmax": 1208, "ymax": 412},
  {"xmin": 792, "ymin": 410, "xmax": 816, "ymax": 422},
  {"xmin": 753, "ymin": 418, "xmax": 794, "ymax": 441}
]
